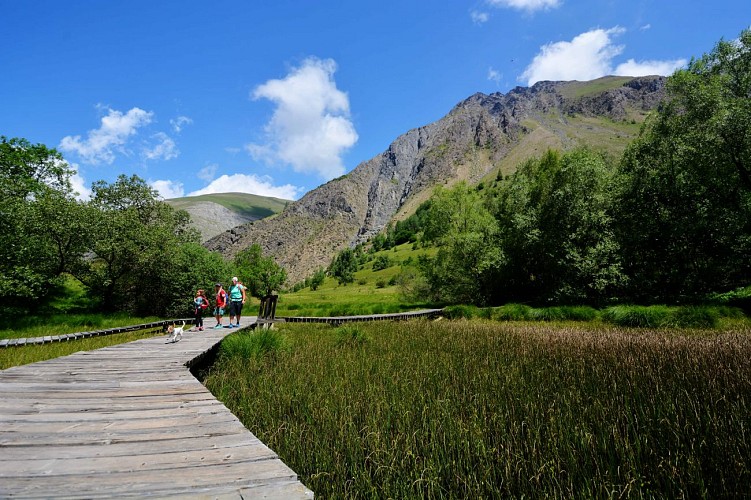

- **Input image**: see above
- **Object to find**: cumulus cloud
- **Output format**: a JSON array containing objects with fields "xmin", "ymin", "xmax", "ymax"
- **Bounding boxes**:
[
  {"xmin": 246, "ymin": 57, "xmax": 358, "ymax": 180},
  {"xmin": 487, "ymin": 0, "xmax": 561, "ymax": 13},
  {"xmin": 170, "ymin": 115, "xmax": 193, "ymax": 133},
  {"xmin": 150, "ymin": 179, "xmax": 185, "ymax": 199},
  {"xmin": 188, "ymin": 173, "xmax": 302, "ymax": 200},
  {"xmin": 615, "ymin": 58, "xmax": 686, "ymax": 76},
  {"xmin": 520, "ymin": 27, "xmax": 686, "ymax": 85},
  {"xmin": 59, "ymin": 106, "xmax": 153, "ymax": 164},
  {"xmin": 521, "ymin": 28, "xmax": 625, "ymax": 85},
  {"xmin": 143, "ymin": 132, "xmax": 179, "ymax": 161}
]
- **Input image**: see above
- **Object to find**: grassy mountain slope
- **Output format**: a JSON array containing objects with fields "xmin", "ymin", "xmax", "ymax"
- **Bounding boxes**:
[{"xmin": 167, "ymin": 192, "xmax": 290, "ymax": 242}]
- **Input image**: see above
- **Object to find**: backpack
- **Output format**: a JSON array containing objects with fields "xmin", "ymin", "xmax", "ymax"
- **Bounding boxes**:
[{"xmin": 200, "ymin": 297, "xmax": 209, "ymax": 309}]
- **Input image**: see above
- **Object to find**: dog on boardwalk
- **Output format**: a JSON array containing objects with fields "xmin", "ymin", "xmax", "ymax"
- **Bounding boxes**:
[{"xmin": 166, "ymin": 321, "xmax": 185, "ymax": 343}]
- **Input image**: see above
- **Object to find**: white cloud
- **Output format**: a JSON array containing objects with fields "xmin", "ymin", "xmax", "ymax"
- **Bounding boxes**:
[
  {"xmin": 70, "ymin": 170, "xmax": 91, "ymax": 201},
  {"xmin": 188, "ymin": 173, "xmax": 302, "ymax": 200},
  {"xmin": 246, "ymin": 57, "xmax": 358, "ymax": 180},
  {"xmin": 143, "ymin": 132, "xmax": 179, "ymax": 161},
  {"xmin": 521, "ymin": 27, "xmax": 625, "ymax": 85},
  {"xmin": 520, "ymin": 27, "xmax": 686, "ymax": 85},
  {"xmin": 150, "ymin": 179, "xmax": 185, "ymax": 199},
  {"xmin": 59, "ymin": 106, "xmax": 153, "ymax": 164},
  {"xmin": 488, "ymin": 67, "xmax": 502, "ymax": 85},
  {"xmin": 471, "ymin": 10, "xmax": 490, "ymax": 24},
  {"xmin": 487, "ymin": 0, "xmax": 561, "ymax": 13},
  {"xmin": 615, "ymin": 58, "xmax": 686, "ymax": 77},
  {"xmin": 170, "ymin": 115, "xmax": 193, "ymax": 133}
]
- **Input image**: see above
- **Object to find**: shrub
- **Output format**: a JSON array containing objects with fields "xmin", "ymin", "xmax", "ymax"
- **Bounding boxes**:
[
  {"xmin": 493, "ymin": 303, "xmax": 534, "ymax": 321},
  {"xmin": 602, "ymin": 305, "xmax": 673, "ymax": 328},
  {"xmin": 219, "ymin": 329, "xmax": 289, "ymax": 360},
  {"xmin": 335, "ymin": 325, "xmax": 369, "ymax": 346},
  {"xmin": 443, "ymin": 304, "xmax": 480, "ymax": 319},
  {"xmin": 668, "ymin": 306, "xmax": 719, "ymax": 329},
  {"xmin": 375, "ymin": 279, "xmax": 387, "ymax": 289}
]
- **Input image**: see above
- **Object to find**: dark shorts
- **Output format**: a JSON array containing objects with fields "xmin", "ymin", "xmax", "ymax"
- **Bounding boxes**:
[{"xmin": 229, "ymin": 300, "xmax": 243, "ymax": 317}]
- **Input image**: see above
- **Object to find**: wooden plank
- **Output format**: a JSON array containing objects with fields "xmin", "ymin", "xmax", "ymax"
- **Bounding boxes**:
[{"xmin": 0, "ymin": 315, "xmax": 313, "ymax": 498}]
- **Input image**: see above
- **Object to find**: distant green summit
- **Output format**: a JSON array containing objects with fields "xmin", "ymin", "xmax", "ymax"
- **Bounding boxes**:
[{"xmin": 167, "ymin": 192, "xmax": 290, "ymax": 242}]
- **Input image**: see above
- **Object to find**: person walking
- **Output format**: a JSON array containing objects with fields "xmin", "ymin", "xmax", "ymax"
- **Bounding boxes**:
[
  {"xmin": 228, "ymin": 276, "xmax": 247, "ymax": 328},
  {"xmin": 193, "ymin": 289, "xmax": 209, "ymax": 331},
  {"xmin": 213, "ymin": 283, "xmax": 228, "ymax": 328}
]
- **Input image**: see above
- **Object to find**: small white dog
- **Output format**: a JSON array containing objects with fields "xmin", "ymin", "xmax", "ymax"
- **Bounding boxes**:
[{"xmin": 166, "ymin": 321, "xmax": 186, "ymax": 343}]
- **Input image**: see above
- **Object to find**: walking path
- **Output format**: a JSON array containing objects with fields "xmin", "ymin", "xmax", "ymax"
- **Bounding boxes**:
[{"xmin": 0, "ymin": 316, "xmax": 313, "ymax": 499}]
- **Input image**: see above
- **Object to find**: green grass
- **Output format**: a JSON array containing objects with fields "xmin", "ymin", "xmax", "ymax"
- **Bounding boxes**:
[
  {"xmin": 0, "ymin": 312, "xmax": 163, "ymax": 340},
  {"xmin": 204, "ymin": 320, "xmax": 751, "ymax": 498},
  {"xmin": 0, "ymin": 327, "xmax": 164, "ymax": 369},
  {"xmin": 277, "ymin": 243, "xmax": 437, "ymax": 317},
  {"xmin": 167, "ymin": 192, "xmax": 290, "ymax": 219}
]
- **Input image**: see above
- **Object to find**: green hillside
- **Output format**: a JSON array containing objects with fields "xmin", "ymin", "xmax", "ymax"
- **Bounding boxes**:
[{"xmin": 168, "ymin": 192, "xmax": 290, "ymax": 219}]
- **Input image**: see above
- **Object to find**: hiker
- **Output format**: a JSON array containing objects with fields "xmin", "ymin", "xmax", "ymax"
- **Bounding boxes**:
[
  {"xmin": 228, "ymin": 276, "xmax": 247, "ymax": 328},
  {"xmin": 193, "ymin": 289, "xmax": 209, "ymax": 331},
  {"xmin": 213, "ymin": 283, "xmax": 228, "ymax": 328}
]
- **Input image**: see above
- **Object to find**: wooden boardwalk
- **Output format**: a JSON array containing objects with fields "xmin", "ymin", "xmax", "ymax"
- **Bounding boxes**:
[{"xmin": 0, "ymin": 316, "xmax": 314, "ymax": 499}]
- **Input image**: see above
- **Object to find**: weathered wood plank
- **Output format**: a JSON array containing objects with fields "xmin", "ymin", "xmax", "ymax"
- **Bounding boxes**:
[{"xmin": 0, "ymin": 315, "xmax": 313, "ymax": 498}]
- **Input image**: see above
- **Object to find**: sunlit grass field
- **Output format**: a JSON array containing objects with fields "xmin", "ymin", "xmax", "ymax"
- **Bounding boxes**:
[
  {"xmin": 204, "ymin": 319, "xmax": 751, "ymax": 498},
  {"xmin": 275, "ymin": 243, "xmax": 436, "ymax": 317}
]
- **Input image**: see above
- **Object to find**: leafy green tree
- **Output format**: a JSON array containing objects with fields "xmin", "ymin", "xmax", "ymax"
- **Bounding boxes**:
[
  {"xmin": 309, "ymin": 267, "xmax": 326, "ymax": 291},
  {"xmin": 419, "ymin": 182, "xmax": 501, "ymax": 304},
  {"xmin": 329, "ymin": 247, "xmax": 359, "ymax": 285},
  {"xmin": 80, "ymin": 174, "xmax": 199, "ymax": 313},
  {"xmin": 234, "ymin": 244, "xmax": 287, "ymax": 297},
  {"xmin": 0, "ymin": 137, "xmax": 79, "ymax": 305},
  {"xmin": 490, "ymin": 149, "xmax": 625, "ymax": 305},
  {"xmin": 615, "ymin": 29, "xmax": 751, "ymax": 302}
]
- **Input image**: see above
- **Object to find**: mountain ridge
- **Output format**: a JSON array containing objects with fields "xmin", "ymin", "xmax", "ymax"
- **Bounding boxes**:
[{"xmin": 204, "ymin": 75, "xmax": 667, "ymax": 284}]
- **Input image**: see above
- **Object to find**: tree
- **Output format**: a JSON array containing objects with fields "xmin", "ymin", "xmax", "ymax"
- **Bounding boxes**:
[
  {"xmin": 309, "ymin": 267, "xmax": 326, "ymax": 291},
  {"xmin": 234, "ymin": 244, "xmax": 287, "ymax": 297},
  {"xmin": 0, "ymin": 137, "xmax": 79, "ymax": 306},
  {"xmin": 490, "ymin": 149, "xmax": 625, "ymax": 305},
  {"xmin": 80, "ymin": 174, "xmax": 199, "ymax": 313},
  {"xmin": 329, "ymin": 247, "xmax": 359, "ymax": 285},
  {"xmin": 615, "ymin": 29, "xmax": 751, "ymax": 302},
  {"xmin": 419, "ymin": 182, "xmax": 501, "ymax": 305}
]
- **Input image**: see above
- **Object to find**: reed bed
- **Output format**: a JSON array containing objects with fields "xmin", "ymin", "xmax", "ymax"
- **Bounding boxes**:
[{"xmin": 204, "ymin": 320, "xmax": 751, "ymax": 498}]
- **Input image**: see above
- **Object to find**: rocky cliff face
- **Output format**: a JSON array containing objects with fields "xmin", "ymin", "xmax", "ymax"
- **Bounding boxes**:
[{"xmin": 205, "ymin": 76, "xmax": 666, "ymax": 284}]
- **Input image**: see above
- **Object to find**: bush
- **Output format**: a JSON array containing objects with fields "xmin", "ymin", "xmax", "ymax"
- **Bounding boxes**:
[
  {"xmin": 375, "ymin": 279, "xmax": 387, "ymax": 289},
  {"xmin": 335, "ymin": 325, "xmax": 369, "ymax": 346},
  {"xmin": 530, "ymin": 305, "xmax": 599, "ymax": 322},
  {"xmin": 443, "ymin": 304, "xmax": 480, "ymax": 319},
  {"xmin": 667, "ymin": 306, "xmax": 719, "ymax": 329},
  {"xmin": 602, "ymin": 305, "xmax": 672, "ymax": 328},
  {"xmin": 493, "ymin": 303, "xmax": 534, "ymax": 321},
  {"xmin": 219, "ymin": 329, "xmax": 289, "ymax": 360}
]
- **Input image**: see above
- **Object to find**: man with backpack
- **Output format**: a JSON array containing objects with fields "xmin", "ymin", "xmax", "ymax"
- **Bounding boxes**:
[{"xmin": 213, "ymin": 283, "xmax": 228, "ymax": 329}]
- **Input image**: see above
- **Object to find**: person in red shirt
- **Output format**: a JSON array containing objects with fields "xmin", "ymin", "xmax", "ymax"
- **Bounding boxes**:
[{"xmin": 213, "ymin": 283, "xmax": 228, "ymax": 328}]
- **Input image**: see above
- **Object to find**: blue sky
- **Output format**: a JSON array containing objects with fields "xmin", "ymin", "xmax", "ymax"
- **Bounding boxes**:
[{"xmin": 2, "ymin": 1, "xmax": 748, "ymax": 201}]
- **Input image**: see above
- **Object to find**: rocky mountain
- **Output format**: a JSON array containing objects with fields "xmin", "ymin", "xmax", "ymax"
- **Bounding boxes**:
[{"xmin": 205, "ymin": 75, "xmax": 666, "ymax": 284}]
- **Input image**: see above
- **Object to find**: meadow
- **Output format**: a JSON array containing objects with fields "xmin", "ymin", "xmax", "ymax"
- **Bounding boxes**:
[{"xmin": 204, "ymin": 319, "xmax": 751, "ymax": 499}]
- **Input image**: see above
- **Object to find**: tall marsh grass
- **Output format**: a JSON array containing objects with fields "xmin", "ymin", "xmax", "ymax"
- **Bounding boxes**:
[{"xmin": 204, "ymin": 320, "xmax": 751, "ymax": 498}]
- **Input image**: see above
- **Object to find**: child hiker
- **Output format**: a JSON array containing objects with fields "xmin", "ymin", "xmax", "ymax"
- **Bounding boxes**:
[{"xmin": 193, "ymin": 289, "xmax": 209, "ymax": 331}]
